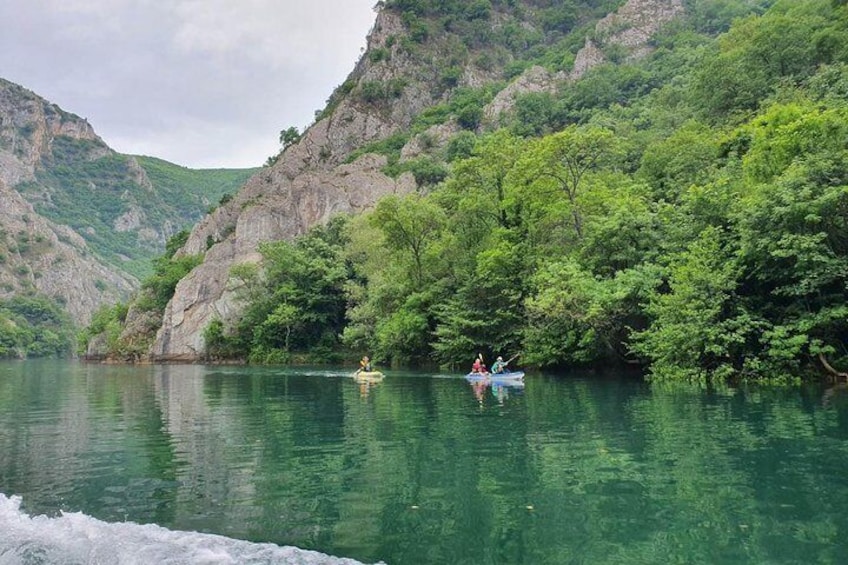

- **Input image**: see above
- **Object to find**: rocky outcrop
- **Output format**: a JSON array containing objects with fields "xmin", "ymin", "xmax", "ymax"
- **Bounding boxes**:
[
  {"xmin": 141, "ymin": 0, "xmax": 688, "ymax": 361},
  {"xmin": 585, "ymin": 0, "xmax": 685, "ymax": 67},
  {"xmin": 596, "ymin": 0, "xmax": 685, "ymax": 54},
  {"xmin": 151, "ymin": 153, "xmax": 415, "ymax": 361},
  {"xmin": 0, "ymin": 178, "xmax": 135, "ymax": 326},
  {"xmin": 484, "ymin": 65, "xmax": 559, "ymax": 124},
  {"xmin": 570, "ymin": 39, "xmax": 608, "ymax": 81},
  {"xmin": 0, "ymin": 79, "xmax": 147, "ymax": 325},
  {"xmin": 0, "ymin": 79, "xmax": 103, "ymax": 187},
  {"xmin": 485, "ymin": 0, "xmax": 685, "ymax": 120}
]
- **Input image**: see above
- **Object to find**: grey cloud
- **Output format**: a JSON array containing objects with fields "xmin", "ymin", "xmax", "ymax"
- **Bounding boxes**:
[{"xmin": 0, "ymin": 0, "xmax": 376, "ymax": 168}]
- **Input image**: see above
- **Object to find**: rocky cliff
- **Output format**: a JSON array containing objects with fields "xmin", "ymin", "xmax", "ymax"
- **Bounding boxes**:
[
  {"xmin": 0, "ymin": 79, "xmax": 103, "ymax": 186},
  {"xmin": 0, "ymin": 79, "xmax": 254, "ymax": 283},
  {"xmin": 0, "ymin": 78, "xmax": 167, "ymax": 281},
  {"xmin": 0, "ymin": 79, "xmax": 139, "ymax": 325},
  {"xmin": 132, "ymin": 0, "xmax": 687, "ymax": 361},
  {"xmin": 0, "ymin": 78, "xmax": 259, "ymax": 328},
  {"xmin": 486, "ymin": 0, "xmax": 684, "ymax": 119},
  {"xmin": 0, "ymin": 177, "xmax": 134, "ymax": 326}
]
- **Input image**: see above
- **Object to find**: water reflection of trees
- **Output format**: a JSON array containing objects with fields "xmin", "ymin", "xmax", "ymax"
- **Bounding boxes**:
[
  {"xmin": 0, "ymin": 361, "xmax": 177, "ymax": 525},
  {"xmin": 2, "ymin": 364, "xmax": 848, "ymax": 563},
  {"xmin": 617, "ymin": 382, "xmax": 848, "ymax": 564},
  {"xmin": 150, "ymin": 373, "xmax": 848, "ymax": 563}
]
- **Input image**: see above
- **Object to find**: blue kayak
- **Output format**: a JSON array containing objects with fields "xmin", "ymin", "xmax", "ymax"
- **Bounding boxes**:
[{"xmin": 465, "ymin": 371, "xmax": 525, "ymax": 383}]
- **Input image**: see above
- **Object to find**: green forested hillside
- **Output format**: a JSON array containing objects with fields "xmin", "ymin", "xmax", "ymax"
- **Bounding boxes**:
[
  {"xmin": 16, "ymin": 136, "xmax": 155, "ymax": 276},
  {"xmin": 133, "ymin": 156, "xmax": 257, "ymax": 221},
  {"xmin": 16, "ymin": 141, "xmax": 255, "ymax": 279},
  {"xmin": 197, "ymin": 0, "xmax": 848, "ymax": 383}
]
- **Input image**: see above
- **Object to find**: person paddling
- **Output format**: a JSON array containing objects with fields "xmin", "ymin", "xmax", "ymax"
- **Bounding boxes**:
[
  {"xmin": 471, "ymin": 355, "xmax": 487, "ymax": 375},
  {"xmin": 491, "ymin": 356, "xmax": 507, "ymax": 374},
  {"xmin": 356, "ymin": 355, "xmax": 372, "ymax": 374},
  {"xmin": 491, "ymin": 353, "xmax": 519, "ymax": 374}
]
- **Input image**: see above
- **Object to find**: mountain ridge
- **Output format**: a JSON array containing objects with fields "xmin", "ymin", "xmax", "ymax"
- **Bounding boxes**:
[{"xmin": 0, "ymin": 78, "xmax": 256, "ymax": 331}]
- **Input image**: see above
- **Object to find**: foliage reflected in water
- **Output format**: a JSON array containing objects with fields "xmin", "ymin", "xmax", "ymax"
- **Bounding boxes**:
[{"xmin": 1, "ymin": 361, "xmax": 848, "ymax": 564}]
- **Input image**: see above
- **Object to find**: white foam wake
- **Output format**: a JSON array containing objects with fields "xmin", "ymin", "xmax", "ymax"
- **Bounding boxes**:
[{"xmin": 0, "ymin": 494, "xmax": 372, "ymax": 565}]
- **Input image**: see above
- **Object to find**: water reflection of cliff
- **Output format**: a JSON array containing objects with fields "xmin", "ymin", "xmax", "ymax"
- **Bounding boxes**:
[{"xmin": 151, "ymin": 365, "xmax": 264, "ymax": 533}]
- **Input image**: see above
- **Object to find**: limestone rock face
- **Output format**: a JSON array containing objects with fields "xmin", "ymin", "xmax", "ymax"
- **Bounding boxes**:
[
  {"xmin": 0, "ymin": 79, "xmax": 104, "ymax": 187},
  {"xmin": 597, "ymin": 0, "xmax": 685, "ymax": 51},
  {"xmin": 587, "ymin": 0, "xmax": 686, "ymax": 66},
  {"xmin": 570, "ymin": 39, "xmax": 608, "ymax": 81},
  {"xmin": 144, "ymin": 0, "xmax": 688, "ymax": 361},
  {"xmin": 401, "ymin": 123, "xmax": 459, "ymax": 161},
  {"xmin": 151, "ymin": 152, "xmax": 415, "ymax": 361},
  {"xmin": 484, "ymin": 0, "xmax": 685, "ymax": 119},
  {"xmin": 485, "ymin": 65, "xmax": 559, "ymax": 123},
  {"xmin": 0, "ymin": 178, "xmax": 135, "ymax": 326}
]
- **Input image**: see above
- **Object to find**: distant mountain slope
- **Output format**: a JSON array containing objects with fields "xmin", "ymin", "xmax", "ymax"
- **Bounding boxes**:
[
  {"xmin": 132, "ymin": 156, "xmax": 257, "ymax": 231},
  {"xmin": 0, "ymin": 78, "xmax": 257, "ymax": 279},
  {"xmin": 0, "ymin": 177, "xmax": 134, "ymax": 326},
  {"xmin": 0, "ymin": 77, "xmax": 257, "ymax": 331}
]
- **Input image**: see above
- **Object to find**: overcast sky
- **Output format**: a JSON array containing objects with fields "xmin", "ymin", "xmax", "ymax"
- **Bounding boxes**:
[{"xmin": 0, "ymin": 0, "xmax": 377, "ymax": 169}]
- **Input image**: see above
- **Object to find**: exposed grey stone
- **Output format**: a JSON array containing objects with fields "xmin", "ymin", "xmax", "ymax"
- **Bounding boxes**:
[{"xmin": 0, "ymin": 178, "xmax": 136, "ymax": 326}]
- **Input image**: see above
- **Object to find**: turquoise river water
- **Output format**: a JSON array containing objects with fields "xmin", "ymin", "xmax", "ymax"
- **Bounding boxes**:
[{"xmin": 1, "ymin": 360, "xmax": 848, "ymax": 564}]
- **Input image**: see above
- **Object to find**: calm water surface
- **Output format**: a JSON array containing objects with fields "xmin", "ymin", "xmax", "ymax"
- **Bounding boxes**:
[{"xmin": 2, "ymin": 360, "xmax": 848, "ymax": 564}]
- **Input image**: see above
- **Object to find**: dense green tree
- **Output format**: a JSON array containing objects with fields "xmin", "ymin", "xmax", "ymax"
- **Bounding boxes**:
[
  {"xmin": 556, "ymin": 64, "xmax": 658, "ymax": 123},
  {"xmin": 638, "ymin": 120, "xmax": 722, "ymax": 202},
  {"xmin": 524, "ymin": 261, "xmax": 658, "ymax": 367},
  {"xmin": 732, "ymin": 102, "xmax": 848, "ymax": 376},
  {"xmin": 236, "ymin": 219, "xmax": 351, "ymax": 363},
  {"xmin": 138, "ymin": 253, "xmax": 204, "ymax": 313},
  {"xmin": 631, "ymin": 227, "xmax": 745, "ymax": 381},
  {"xmin": 577, "ymin": 177, "xmax": 659, "ymax": 275},
  {"xmin": 438, "ymin": 131, "xmax": 523, "ymax": 227},
  {"xmin": 511, "ymin": 91, "xmax": 562, "ymax": 137},
  {"xmin": 340, "ymin": 195, "xmax": 448, "ymax": 364},
  {"xmin": 371, "ymin": 194, "xmax": 446, "ymax": 289},
  {"xmin": 516, "ymin": 125, "xmax": 622, "ymax": 240},
  {"xmin": 76, "ymin": 302, "xmax": 128, "ymax": 356},
  {"xmin": 279, "ymin": 126, "xmax": 301, "ymax": 149},
  {"xmin": 432, "ymin": 229, "xmax": 527, "ymax": 365},
  {"xmin": 0, "ymin": 295, "xmax": 74, "ymax": 359},
  {"xmin": 693, "ymin": 0, "xmax": 841, "ymax": 119}
]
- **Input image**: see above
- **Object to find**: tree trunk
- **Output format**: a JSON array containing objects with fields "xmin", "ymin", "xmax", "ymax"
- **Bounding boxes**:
[{"xmin": 819, "ymin": 352, "xmax": 848, "ymax": 379}]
